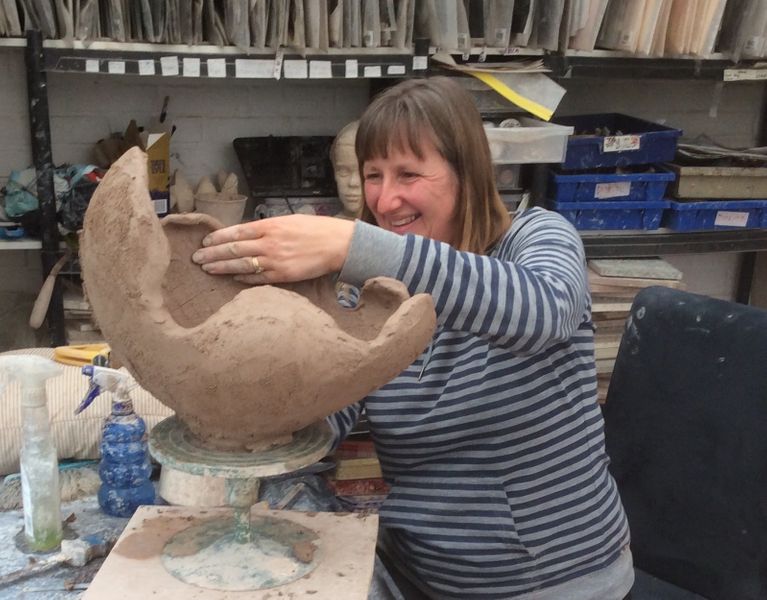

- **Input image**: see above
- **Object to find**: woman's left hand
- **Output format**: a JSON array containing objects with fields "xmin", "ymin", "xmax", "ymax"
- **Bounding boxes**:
[{"xmin": 191, "ymin": 214, "xmax": 355, "ymax": 284}]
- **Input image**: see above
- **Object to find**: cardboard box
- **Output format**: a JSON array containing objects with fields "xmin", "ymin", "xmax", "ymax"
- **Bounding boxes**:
[{"xmin": 146, "ymin": 132, "xmax": 170, "ymax": 217}]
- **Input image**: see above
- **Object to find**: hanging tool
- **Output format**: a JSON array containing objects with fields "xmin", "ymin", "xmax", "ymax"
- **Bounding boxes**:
[{"xmin": 29, "ymin": 250, "xmax": 71, "ymax": 329}]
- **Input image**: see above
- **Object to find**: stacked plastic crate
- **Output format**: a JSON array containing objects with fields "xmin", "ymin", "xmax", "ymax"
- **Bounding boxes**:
[
  {"xmin": 664, "ymin": 157, "xmax": 767, "ymax": 231},
  {"xmin": 483, "ymin": 117, "xmax": 574, "ymax": 213},
  {"xmin": 546, "ymin": 114, "xmax": 682, "ymax": 230}
]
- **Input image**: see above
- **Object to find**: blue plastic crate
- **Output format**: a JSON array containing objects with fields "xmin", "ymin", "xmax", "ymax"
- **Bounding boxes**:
[
  {"xmin": 553, "ymin": 113, "xmax": 682, "ymax": 170},
  {"xmin": 664, "ymin": 199, "xmax": 767, "ymax": 231},
  {"xmin": 548, "ymin": 166, "xmax": 675, "ymax": 203},
  {"xmin": 553, "ymin": 200, "xmax": 669, "ymax": 231}
]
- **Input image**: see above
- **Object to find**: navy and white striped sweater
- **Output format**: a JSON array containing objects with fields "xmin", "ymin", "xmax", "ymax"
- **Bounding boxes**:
[{"xmin": 332, "ymin": 208, "xmax": 630, "ymax": 599}]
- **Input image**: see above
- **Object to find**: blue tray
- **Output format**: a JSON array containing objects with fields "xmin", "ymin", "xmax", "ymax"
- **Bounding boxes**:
[
  {"xmin": 664, "ymin": 199, "xmax": 767, "ymax": 231},
  {"xmin": 553, "ymin": 113, "xmax": 682, "ymax": 170},
  {"xmin": 553, "ymin": 200, "xmax": 669, "ymax": 231},
  {"xmin": 548, "ymin": 167, "xmax": 675, "ymax": 203},
  {"xmin": 0, "ymin": 226, "xmax": 26, "ymax": 239}
]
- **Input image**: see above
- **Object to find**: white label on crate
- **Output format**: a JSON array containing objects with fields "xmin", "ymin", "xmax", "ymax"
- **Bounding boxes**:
[
  {"xmin": 182, "ymin": 58, "xmax": 201, "ymax": 77},
  {"xmin": 387, "ymin": 64, "xmax": 406, "ymax": 76},
  {"xmin": 603, "ymin": 135, "xmax": 640, "ymax": 153},
  {"xmin": 309, "ymin": 60, "xmax": 333, "ymax": 79},
  {"xmin": 138, "ymin": 59, "xmax": 156, "ymax": 75},
  {"xmin": 207, "ymin": 58, "xmax": 226, "ymax": 78},
  {"xmin": 364, "ymin": 65, "xmax": 382, "ymax": 78},
  {"xmin": 345, "ymin": 59, "xmax": 359, "ymax": 78},
  {"xmin": 284, "ymin": 59, "xmax": 308, "ymax": 79},
  {"xmin": 595, "ymin": 182, "xmax": 631, "ymax": 199},
  {"xmin": 714, "ymin": 211, "xmax": 749, "ymax": 228},
  {"xmin": 235, "ymin": 59, "xmax": 274, "ymax": 78},
  {"xmin": 85, "ymin": 59, "xmax": 100, "ymax": 73},
  {"xmin": 160, "ymin": 56, "xmax": 179, "ymax": 76},
  {"xmin": 107, "ymin": 61, "xmax": 125, "ymax": 74}
]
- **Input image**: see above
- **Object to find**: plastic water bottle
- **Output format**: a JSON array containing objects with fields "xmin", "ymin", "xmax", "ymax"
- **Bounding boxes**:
[
  {"xmin": 78, "ymin": 365, "xmax": 155, "ymax": 517},
  {"xmin": 0, "ymin": 355, "xmax": 63, "ymax": 551}
]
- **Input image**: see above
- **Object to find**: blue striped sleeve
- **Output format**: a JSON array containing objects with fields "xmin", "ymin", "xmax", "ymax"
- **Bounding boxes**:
[{"xmin": 339, "ymin": 209, "xmax": 589, "ymax": 355}]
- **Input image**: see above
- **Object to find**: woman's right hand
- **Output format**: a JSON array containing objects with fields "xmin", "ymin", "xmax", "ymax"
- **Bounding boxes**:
[{"xmin": 191, "ymin": 214, "xmax": 355, "ymax": 285}]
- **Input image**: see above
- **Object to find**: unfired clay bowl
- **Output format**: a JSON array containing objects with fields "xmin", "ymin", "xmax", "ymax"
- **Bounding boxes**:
[{"xmin": 80, "ymin": 147, "xmax": 436, "ymax": 451}]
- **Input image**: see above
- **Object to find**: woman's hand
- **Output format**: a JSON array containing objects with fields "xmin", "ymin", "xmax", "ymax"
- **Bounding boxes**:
[{"xmin": 191, "ymin": 214, "xmax": 355, "ymax": 284}]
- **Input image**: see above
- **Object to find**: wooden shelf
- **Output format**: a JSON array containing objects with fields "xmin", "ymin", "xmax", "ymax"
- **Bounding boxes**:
[
  {"xmin": 37, "ymin": 40, "xmax": 421, "ymax": 80},
  {"xmin": 582, "ymin": 228, "xmax": 767, "ymax": 258},
  {"xmin": 0, "ymin": 238, "xmax": 42, "ymax": 250}
]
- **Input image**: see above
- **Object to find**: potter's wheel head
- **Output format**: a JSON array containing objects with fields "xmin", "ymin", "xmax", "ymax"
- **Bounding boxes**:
[{"xmin": 80, "ymin": 148, "xmax": 436, "ymax": 449}]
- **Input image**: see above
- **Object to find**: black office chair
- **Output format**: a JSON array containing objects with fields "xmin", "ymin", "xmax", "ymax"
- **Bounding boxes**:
[{"xmin": 602, "ymin": 286, "xmax": 767, "ymax": 600}]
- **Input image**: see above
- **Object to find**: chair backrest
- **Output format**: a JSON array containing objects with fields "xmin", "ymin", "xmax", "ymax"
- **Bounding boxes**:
[{"xmin": 603, "ymin": 286, "xmax": 767, "ymax": 600}]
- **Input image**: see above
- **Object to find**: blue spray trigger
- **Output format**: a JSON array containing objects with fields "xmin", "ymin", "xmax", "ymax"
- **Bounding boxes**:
[{"xmin": 75, "ymin": 365, "xmax": 102, "ymax": 415}]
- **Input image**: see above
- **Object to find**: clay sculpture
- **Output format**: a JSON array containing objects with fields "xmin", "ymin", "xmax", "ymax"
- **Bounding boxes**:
[{"xmin": 79, "ymin": 147, "xmax": 436, "ymax": 451}]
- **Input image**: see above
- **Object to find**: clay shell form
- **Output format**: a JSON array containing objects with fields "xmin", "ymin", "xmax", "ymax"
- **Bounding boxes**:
[{"xmin": 79, "ymin": 147, "xmax": 437, "ymax": 450}]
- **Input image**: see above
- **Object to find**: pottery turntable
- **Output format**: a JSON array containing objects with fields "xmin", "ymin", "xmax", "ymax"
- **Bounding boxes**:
[
  {"xmin": 83, "ymin": 416, "xmax": 379, "ymax": 599},
  {"xmin": 77, "ymin": 148, "xmax": 435, "ymax": 598}
]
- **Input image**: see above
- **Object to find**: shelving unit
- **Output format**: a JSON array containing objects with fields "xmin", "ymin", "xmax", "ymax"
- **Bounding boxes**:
[
  {"xmin": 0, "ymin": 239, "xmax": 42, "ymax": 250},
  {"xmin": 41, "ymin": 40, "xmax": 425, "ymax": 79},
  {"xmin": 581, "ymin": 228, "xmax": 767, "ymax": 257},
  {"xmin": 6, "ymin": 18, "xmax": 767, "ymax": 345}
]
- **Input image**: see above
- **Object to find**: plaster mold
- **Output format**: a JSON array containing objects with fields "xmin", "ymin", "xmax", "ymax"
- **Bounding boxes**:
[{"xmin": 80, "ymin": 148, "xmax": 436, "ymax": 450}]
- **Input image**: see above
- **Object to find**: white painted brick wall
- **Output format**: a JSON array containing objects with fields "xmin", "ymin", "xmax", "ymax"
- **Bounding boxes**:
[
  {"xmin": 0, "ymin": 49, "xmax": 370, "ymax": 296},
  {"xmin": 43, "ymin": 73, "xmax": 370, "ymax": 188},
  {"xmin": 0, "ymin": 250, "xmax": 42, "ymax": 294}
]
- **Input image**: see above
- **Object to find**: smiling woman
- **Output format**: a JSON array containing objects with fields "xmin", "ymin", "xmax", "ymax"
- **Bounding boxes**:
[
  {"xmin": 357, "ymin": 77, "xmax": 510, "ymax": 254},
  {"xmin": 192, "ymin": 76, "xmax": 634, "ymax": 600}
]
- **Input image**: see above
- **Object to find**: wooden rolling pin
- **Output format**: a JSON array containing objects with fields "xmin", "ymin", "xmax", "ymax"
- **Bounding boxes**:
[{"xmin": 29, "ymin": 251, "xmax": 70, "ymax": 329}]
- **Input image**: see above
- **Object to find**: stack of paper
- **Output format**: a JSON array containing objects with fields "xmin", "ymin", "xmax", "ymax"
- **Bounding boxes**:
[
  {"xmin": 588, "ymin": 258, "xmax": 685, "ymax": 403},
  {"xmin": 463, "ymin": 0, "xmax": 568, "ymax": 51},
  {"xmin": 0, "ymin": 0, "xmax": 22, "ymax": 37},
  {"xmin": 590, "ymin": 0, "xmax": 727, "ymax": 57},
  {"xmin": 719, "ymin": 0, "xmax": 767, "ymax": 60},
  {"xmin": 569, "ymin": 0, "xmax": 610, "ymax": 51}
]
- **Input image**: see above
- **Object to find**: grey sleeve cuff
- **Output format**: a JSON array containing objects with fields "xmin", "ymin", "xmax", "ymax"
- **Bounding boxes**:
[{"xmin": 338, "ymin": 220, "xmax": 407, "ymax": 287}]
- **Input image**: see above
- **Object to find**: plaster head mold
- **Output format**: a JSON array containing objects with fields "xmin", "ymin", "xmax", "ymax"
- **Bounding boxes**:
[
  {"xmin": 330, "ymin": 120, "xmax": 361, "ymax": 219},
  {"xmin": 79, "ymin": 147, "xmax": 436, "ymax": 451}
]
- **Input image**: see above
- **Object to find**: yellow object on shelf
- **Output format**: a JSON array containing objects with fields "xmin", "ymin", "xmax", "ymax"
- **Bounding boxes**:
[
  {"xmin": 53, "ymin": 344, "xmax": 110, "ymax": 367},
  {"xmin": 334, "ymin": 457, "xmax": 383, "ymax": 481}
]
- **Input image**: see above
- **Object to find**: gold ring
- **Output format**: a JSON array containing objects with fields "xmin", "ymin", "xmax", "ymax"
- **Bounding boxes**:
[{"xmin": 250, "ymin": 256, "xmax": 264, "ymax": 274}]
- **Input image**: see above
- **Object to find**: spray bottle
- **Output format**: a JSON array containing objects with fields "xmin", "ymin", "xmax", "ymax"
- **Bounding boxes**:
[
  {"xmin": 76, "ymin": 365, "xmax": 155, "ymax": 517},
  {"xmin": 0, "ymin": 355, "xmax": 63, "ymax": 552}
]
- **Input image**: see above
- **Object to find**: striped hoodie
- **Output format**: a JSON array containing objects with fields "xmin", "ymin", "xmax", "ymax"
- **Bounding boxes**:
[{"xmin": 331, "ymin": 207, "xmax": 631, "ymax": 599}]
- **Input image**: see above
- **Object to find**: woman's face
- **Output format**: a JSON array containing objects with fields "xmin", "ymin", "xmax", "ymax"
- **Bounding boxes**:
[{"xmin": 362, "ymin": 138, "xmax": 459, "ymax": 245}]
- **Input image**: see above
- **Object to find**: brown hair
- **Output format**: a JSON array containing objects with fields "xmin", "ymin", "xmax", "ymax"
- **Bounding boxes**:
[{"xmin": 356, "ymin": 76, "xmax": 511, "ymax": 254}]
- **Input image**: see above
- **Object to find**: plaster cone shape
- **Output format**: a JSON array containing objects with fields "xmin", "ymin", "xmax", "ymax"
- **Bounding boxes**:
[
  {"xmin": 221, "ymin": 172, "xmax": 239, "ymax": 195},
  {"xmin": 170, "ymin": 170, "xmax": 195, "ymax": 213},
  {"xmin": 196, "ymin": 176, "xmax": 217, "ymax": 196},
  {"xmin": 79, "ymin": 147, "xmax": 436, "ymax": 451}
]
